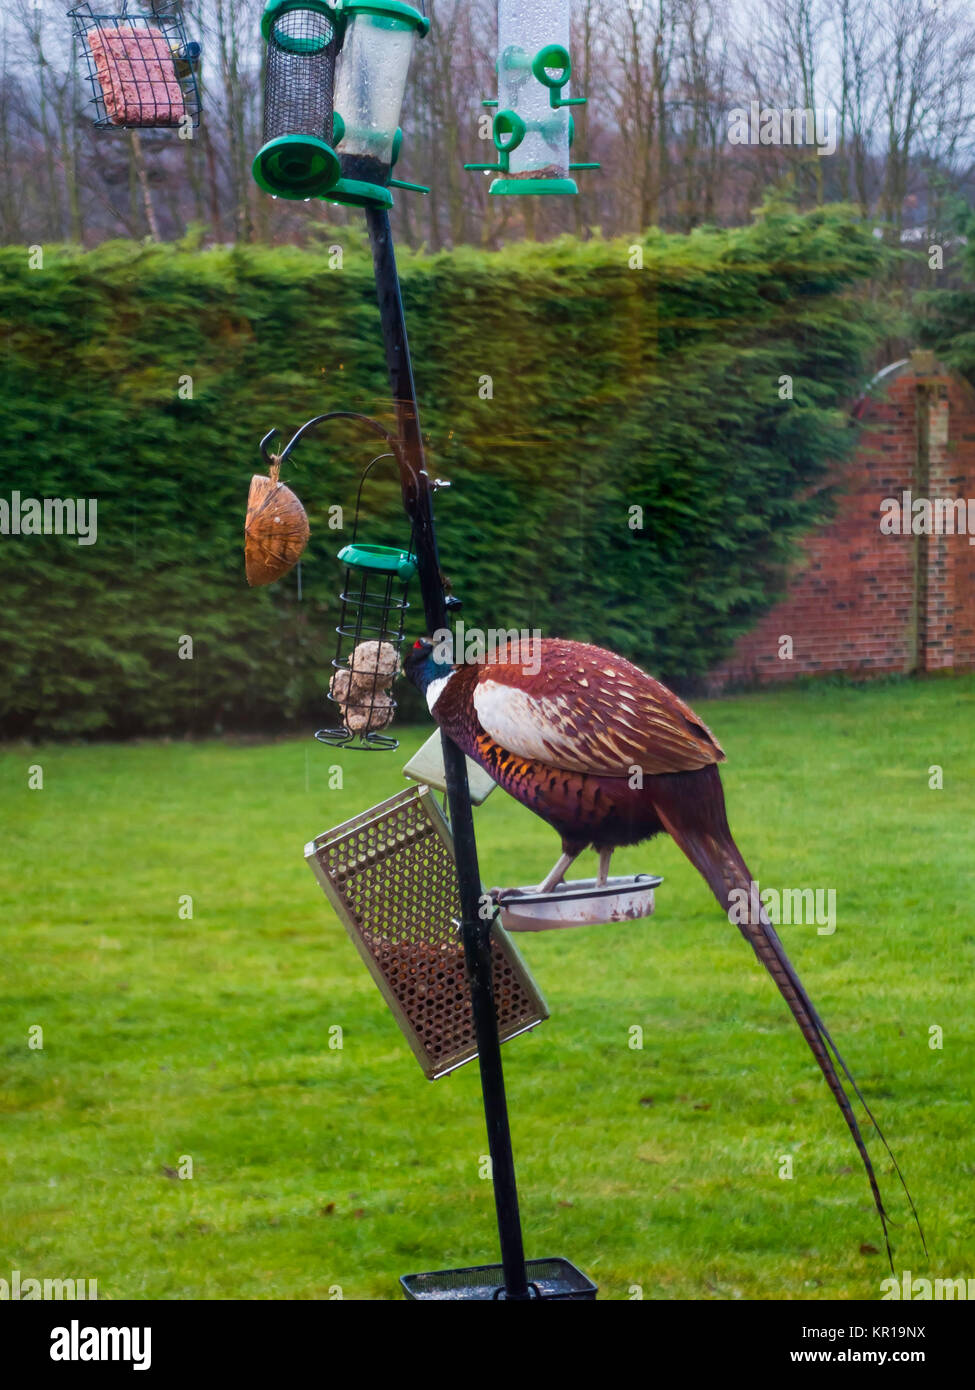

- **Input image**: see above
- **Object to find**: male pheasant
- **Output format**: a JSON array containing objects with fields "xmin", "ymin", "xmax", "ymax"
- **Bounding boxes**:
[{"xmin": 404, "ymin": 633, "xmax": 922, "ymax": 1264}]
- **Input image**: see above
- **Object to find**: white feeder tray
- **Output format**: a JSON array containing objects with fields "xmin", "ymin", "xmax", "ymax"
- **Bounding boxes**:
[
  {"xmin": 492, "ymin": 874, "xmax": 663, "ymax": 932},
  {"xmin": 402, "ymin": 730, "xmax": 498, "ymax": 805}
]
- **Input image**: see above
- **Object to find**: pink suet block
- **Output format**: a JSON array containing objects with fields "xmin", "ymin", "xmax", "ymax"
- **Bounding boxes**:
[{"xmin": 88, "ymin": 25, "xmax": 185, "ymax": 127}]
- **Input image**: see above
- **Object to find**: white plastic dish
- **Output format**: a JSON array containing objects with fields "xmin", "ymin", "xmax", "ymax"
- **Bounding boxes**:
[{"xmin": 492, "ymin": 874, "xmax": 663, "ymax": 932}]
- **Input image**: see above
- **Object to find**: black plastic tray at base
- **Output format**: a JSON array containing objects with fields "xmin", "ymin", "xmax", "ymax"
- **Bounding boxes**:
[{"xmin": 400, "ymin": 1256, "xmax": 597, "ymax": 1300}]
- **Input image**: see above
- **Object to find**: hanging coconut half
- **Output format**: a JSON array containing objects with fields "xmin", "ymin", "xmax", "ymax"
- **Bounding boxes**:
[{"xmin": 245, "ymin": 458, "xmax": 309, "ymax": 586}]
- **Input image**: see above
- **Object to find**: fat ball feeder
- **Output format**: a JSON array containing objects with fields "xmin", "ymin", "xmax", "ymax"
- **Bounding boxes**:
[
  {"xmin": 465, "ymin": 0, "xmax": 598, "ymax": 195},
  {"xmin": 320, "ymin": 512, "xmax": 417, "ymax": 748},
  {"xmin": 252, "ymin": 0, "xmax": 602, "ymax": 1301}
]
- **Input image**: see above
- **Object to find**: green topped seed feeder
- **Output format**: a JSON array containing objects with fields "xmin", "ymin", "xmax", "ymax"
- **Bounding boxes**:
[
  {"xmin": 327, "ymin": 1, "xmax": 430, "ymax": 209},
  {"xmin": 466, "ymin": 0, "xmax": 598, "ymax": 196}
]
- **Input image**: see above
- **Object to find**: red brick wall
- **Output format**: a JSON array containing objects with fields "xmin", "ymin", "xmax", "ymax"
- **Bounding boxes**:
[{"xmin": 709, "ymin": 358, "xmax": 975, "ymax": 689}]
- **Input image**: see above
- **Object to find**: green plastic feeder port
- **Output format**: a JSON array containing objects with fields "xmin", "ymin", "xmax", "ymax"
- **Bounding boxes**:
[
  {"xmin": 337, "ymin": 543, "xmax": 417, "ymax": 581},
  {"xmin": 254, "ymin": 133, "xmax": 341, "ymax": 199},
  {"xmin": 253, "ymin": 0, "xmax": 345, "ymax": 199},
  {"xmin": 322, "ymin": 119, "xmax": 428, "ymax": 207}
]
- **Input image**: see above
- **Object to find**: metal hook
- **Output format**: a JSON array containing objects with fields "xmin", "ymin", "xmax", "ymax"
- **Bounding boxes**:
[
  {"xmin": 257, "ymin": 410, "xmax": 421, "ymax": 512},
  {"xmin": 259, "ymin": 429, "xmax": 280, "ymax": 471}
]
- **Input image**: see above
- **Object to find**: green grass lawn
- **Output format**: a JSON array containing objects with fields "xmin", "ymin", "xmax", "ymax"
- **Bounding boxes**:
[{"xmin": 2, "ymin": 676, "xmax": 973, "ymax": 1300}]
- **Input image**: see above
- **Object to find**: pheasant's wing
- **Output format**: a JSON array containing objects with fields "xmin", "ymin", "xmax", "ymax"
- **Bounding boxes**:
[{"xmin": 470, "ymin": 638, "xmax": 724, "ymax": 776}]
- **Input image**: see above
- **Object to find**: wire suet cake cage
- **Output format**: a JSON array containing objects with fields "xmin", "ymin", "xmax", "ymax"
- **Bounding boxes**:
[{"xmin": 69, "ymin": 1, "xmax": 201, "ymax": 130}]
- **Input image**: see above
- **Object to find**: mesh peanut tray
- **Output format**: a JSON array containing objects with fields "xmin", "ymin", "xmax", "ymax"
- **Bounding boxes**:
[{"xmin": 305, "ymin": 785, "xmax": 548, "ymax": 1078}]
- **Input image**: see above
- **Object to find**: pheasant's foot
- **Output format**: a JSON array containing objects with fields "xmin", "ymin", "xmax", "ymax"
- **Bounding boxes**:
[
  {"xmin": 536, "ymin": 851, "xmax": 579, "ymax": 894},
  {"xmin": 597, "ymin": 847, "xmax": 613, "ymax": 887}
]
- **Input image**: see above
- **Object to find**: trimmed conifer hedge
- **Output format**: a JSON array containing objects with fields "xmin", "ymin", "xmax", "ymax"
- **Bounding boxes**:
[
  {"xmin": 0, "ymin": 204, "xmax": 887, "ymax": 738},
  {"xmin": 917, "ymin": 207, "xmax": 975, "ymax": 381}
]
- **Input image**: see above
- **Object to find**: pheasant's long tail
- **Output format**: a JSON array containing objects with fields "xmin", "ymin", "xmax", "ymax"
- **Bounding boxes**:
[{"xmin": 651, "ymin": 772, "xmax": 924, "ymax": 1269}]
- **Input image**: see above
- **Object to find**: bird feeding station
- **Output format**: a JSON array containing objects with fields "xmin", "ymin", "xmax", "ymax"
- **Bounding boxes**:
[
  {"xmin": 68, "ymin": 1, "xmax": 202, "ymax": 130},
  {"xmin": 252, "ymin": 0, "xmax": 603, "ymax": 1301},
  {"xmin": 253, "ymin": 0, "xmax": 429, "ymax": 208},
  {"xmin": 465, "ymin": 0, "xmax": 598, "ymax": 195}
]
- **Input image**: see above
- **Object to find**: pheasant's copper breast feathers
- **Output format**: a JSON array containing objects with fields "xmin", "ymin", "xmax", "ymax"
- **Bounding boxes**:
[
  {"xmin": 469, "ymin": 638, "xmax": 724, "ymax": 777},
  {"xmin": 244, "ymin": 470, "xmax": 310, "ymax": 587}
]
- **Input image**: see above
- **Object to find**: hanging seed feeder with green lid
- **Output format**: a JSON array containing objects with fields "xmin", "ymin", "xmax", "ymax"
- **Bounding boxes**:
[
  {"xmin": 465, "ymin": 0, "xmax": 598, "ymax": 196},
  {"xmin": 325, "ymin": 0, "xmax": 430, "ymax": 209},
  {"xmin": 252, "ymin": 0, "xmax": 346, "ymax": 199}
]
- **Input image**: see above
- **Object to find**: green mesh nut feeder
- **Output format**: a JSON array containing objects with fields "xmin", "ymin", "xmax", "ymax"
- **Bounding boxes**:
[
  {"xmin": 252, "ymin": 0, "xmax": 346, "ymax": 199},
  {"xmin": 465, "ymin": 0, "xmax": 598, "ymax": 196}
]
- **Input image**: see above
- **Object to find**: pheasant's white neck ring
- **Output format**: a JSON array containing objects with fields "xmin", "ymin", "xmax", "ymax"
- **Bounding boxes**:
[{"xmin": 425, "ymin": 671, "xmax": 454, "ymax": 713}]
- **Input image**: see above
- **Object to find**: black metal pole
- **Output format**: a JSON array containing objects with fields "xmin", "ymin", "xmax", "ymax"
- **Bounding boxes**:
[{"xmin": 365, "ymin": 205, "xmax": 531, "ymax": 1301}]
